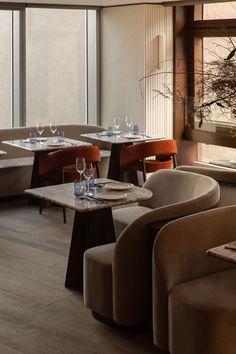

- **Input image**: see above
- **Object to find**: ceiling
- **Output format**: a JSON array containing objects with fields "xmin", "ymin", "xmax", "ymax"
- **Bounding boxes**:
[{"xmin": 0, "ymin": 0, "xmax": 232, "ymax": 7}]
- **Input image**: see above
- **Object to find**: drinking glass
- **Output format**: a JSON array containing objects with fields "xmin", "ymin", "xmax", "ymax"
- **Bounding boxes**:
[
  {"xmin": 57, "ymin": 130, "xmax": 65, "ymax": 142},
  {"xmin": 83, "ymin": 162, "xmax": 94, "ymax": 195},
  {"xmin": 76, "ymin": 157, "xmax": 86, "ymax": 182},
  {"xmin": 113, "ymin": 117, "xmax": 121, "ymax": 132},
  {"xmin": 37, "ymin": 122, "xmax": 44, "ymax": 136},
  {"xmin": 36, "ymin": 122, "xmax": 45, "ymax": 144},
  {"xmin": 50, "ymin": 122, "xmax": 57, "ymax": 135},
  {"xmin": 125, "ymin": 116, "xmax": 133, "ymax": 133}
]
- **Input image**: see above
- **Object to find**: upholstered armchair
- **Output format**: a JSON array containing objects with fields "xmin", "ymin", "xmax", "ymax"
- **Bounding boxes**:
[
  {"xmin": 84, "ymin": 170, "xmax": 220, "ymax": 327},
  {"xmin": 113, "ymin": 169, "xmax": 220, "ymax": 237},
  {"xmin": 153, "ymin": 205, "xmax": 236, "ymax": 354}
]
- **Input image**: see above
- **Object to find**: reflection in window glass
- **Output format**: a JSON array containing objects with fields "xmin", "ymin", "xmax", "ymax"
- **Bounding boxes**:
[
  {"xmin": 26, "ymin": 8, "xmax": 86, "ymax": 127},
  {"xmin": 204, "ymin": 2, "xmax": 236, "ymax": 20},
  {"xmin": 0, "ymin": 11, "xmax": 12, "ymax": 128}
]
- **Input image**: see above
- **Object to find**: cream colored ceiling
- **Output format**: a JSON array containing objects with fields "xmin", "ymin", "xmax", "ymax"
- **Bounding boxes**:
[{"xmin": 0, "ymin": 0, "xmax": 232, "ymax": 7}]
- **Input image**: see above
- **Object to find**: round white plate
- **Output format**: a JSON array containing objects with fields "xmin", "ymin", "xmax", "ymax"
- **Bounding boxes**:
[
  {"xmin": 96, "ymin": 192, "xmax": 127, "ymax": 201},
  {"xmin": 124, "ymin": 134, "xmax": 141, "ymax": 139},
  {"xmin": 104, "ymin": 182, "xmax": 134, "ymax": 191},
  {"xmin": 99, "ymin": 131, "xmax": 121, "ymax": 136},
  {"xmin": 47, "ymin": 142, "xmax": 65, "ymax": 147}
]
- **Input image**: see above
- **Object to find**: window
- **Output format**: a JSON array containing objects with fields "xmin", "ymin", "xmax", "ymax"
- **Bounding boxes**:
[
  {"xmin": 26, "ymin": 8, "xmax": 87, "ymax": 127},
  {"xmin": 183, "ymin": 2, "xmax": 236, "ymax": 162},
  {"xmin": 0, "ymin": 10, "xmax": 14, "ymax": 128},
  {"xmin": 0, "ymin": 7, "xmax": 98, "ymax": 129}
]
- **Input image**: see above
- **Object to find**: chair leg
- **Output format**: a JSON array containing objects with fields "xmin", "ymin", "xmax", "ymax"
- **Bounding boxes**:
[
  {"xmin": 63, "ymin": 206, "xmax": 67, "ymax": 224},
  {"xmin": 39, "ymin": 200, "xmax": 43, "ymax": 215}
]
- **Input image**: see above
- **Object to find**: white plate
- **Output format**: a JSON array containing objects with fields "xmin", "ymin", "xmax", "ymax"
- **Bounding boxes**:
[
  {"xmin": 96, "ymin": 192, "xmax": 127, "ymax": 201},
  {"xmin": 104, "ymin": 182, "xmax": 134, "ymax": 191},
  {"xmin": 124, "ymin": 134, "xmax": 141, "ymax": 139},
  {"xmin": 98, "ymin": 131, "xmax": 121, "ymax": 136},
  {"xmin": 47, "ymin": 142, "xmax": 65, "ymax": 147}
]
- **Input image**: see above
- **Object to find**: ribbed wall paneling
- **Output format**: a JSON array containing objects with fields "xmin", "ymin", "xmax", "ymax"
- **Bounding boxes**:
[{"xmin": 101, "ymin": 4, "xmax": 173, "ymax": 138}]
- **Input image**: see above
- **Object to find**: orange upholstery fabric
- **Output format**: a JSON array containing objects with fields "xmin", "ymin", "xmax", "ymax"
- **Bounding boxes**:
[
  {"xmin": 120, "ymin": 140, "xmax": 177, "ymax": 182},
  {"xmin": 39, "ymin": 146, "xmax": 101, "ymax": 183}
]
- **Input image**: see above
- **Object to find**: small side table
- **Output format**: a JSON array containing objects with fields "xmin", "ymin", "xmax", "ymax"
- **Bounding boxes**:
[{"xmin": 207, "ymin": 244, "xmax": 236, "ymax": 264}]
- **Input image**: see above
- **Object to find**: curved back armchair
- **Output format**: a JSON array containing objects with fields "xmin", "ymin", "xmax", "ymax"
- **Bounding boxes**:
[
  {"xmin": 176, "ymin": 165, "xmax": 236, "ymax": 207},
  {"xmin": 153, "ymin": 206, "xmax": 236, "ymax": 353},
  {"xmin": 84, "ymin": 170, "xmax": 220, "ymax": 327},
  {"xmin": 120, "ymin": 139, "xmax": 177, "ymax": 183},
  {"xmin": 39, "ymin": 145, "xmax": 101, "ymax": 183},
  {"xmin": 39, "ymin": 146, "xmax": 101, "ymax": 222},
  {"xmin": 113, "ymin": 169, "xmax": 220, "ymax": 237}
]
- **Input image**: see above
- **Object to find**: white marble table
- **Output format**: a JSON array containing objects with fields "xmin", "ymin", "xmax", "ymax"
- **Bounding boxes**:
[
  {"xmin": 81, "ymin": 132, "xmax": 164, "ymax": 181},
  {"xmin": 25, "ymin": 179, "xmax": 152, "ymax": 289},
  {"xmin": 3, "ymin": 137, "xmax": 91, "ymax": 189}
]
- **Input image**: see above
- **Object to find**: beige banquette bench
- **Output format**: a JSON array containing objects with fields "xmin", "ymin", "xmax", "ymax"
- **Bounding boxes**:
[{"xmin": 0, "ymin": 124, "xmax": 110, "ymax": 197}]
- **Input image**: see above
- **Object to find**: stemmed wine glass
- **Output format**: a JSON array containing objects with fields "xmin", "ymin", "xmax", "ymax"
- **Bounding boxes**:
[
  {"xmin": 113, "ymin": 117, "xmax": 121, "ymax": 132},
  {"xmin": 113, "ymin": 117, "xmax": 121, "ymax": 138},
  {"xmin": 76, "ymin": 157, "xmax": 86, "ymax": 182},
  {"xmin": 36, "ymin": 122, "xmax": 45, "ymax": 143},
  {"xmin": 83, "ymin": 162, "xmax": 94, "ymax": 195},
  {"xmin": 125, "ymin": 116, "xmax": 133, "ymax": 134},
  {"xmin": 50, "ymin": 122, "xmax": 57, "ymax": 136}
]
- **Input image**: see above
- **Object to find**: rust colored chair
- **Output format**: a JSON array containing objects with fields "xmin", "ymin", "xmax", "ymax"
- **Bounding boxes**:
[
  {"xmin": 39, "ymin": 146, "xmax": 101, "ymax": 222},
  {"xmin": 120, "ymin": 139, "xmax": 177, "ymax": 184}
]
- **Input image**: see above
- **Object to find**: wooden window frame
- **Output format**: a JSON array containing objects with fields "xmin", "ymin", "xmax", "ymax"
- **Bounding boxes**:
[{"xmin": 174, "ymin": 5, "xmax": 236, "ymax": 149}]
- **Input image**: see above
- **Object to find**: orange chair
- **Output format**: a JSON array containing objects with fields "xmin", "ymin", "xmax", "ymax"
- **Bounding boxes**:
[
  {"xmin": 39, "ymin": 146, "xmax": 101, "ymax": 222},
  {"xmin": 120, "ymin": 139, "xmax": 177, "ymax": 184}
]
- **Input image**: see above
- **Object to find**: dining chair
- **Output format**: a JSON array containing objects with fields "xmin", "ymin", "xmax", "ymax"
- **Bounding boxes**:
[
  {"xmin": 83, "ymin": 170, "xmax": 220, "ymax": 328},
  {"xmin": 39, "ymin": 145, "xmax": 101, "ymax": 222},
  {"xmin": 153, "ymin": 205, "xmax": 236, "ymax": 354},
  {"xmin": 120, "ymin": 139, "xmax": 177, "ymax": 184}
]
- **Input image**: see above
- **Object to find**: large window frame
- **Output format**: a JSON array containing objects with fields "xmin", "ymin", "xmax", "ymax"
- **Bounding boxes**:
[
  {"xmin": 0, "ymin": 3, "xmax": 100, "ymax": 128},
  {"xmin": 174, "ymin": 4, "xmax": 236, "ymax": 149}
]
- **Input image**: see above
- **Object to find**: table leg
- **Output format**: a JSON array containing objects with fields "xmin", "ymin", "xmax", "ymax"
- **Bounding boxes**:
[{"xmin": 65, "ymin": 207, "xmax": 115, "ymax": 290}]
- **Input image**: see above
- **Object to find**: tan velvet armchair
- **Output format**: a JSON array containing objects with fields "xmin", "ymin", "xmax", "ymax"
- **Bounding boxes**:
[
  {"xmin": 84, "ymin": 170, "xmax": 220, "ymax": 327},
  {"xmin": 153, "ymin": 205, "xmax": 236, "ymax": 354}
]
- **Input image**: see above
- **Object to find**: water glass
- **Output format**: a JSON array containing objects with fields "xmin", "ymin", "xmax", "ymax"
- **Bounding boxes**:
[
  {"xmin": 132, "ymin": 124, "xmax": 139, "ymax": 135},
  {"xmin": 57, "ymin": 131, "xmax": 65, "ymax": 142},
  {"xmin": 29, "ymin": 132, "xmax": 37, "ymax": 144},
  {"xmin": 74, "ymin": 180, "xmax": 86, "ymax": 197},
  {"xmin": 107, "ymin": 126, "xmax": 113, "ymax": 136}
]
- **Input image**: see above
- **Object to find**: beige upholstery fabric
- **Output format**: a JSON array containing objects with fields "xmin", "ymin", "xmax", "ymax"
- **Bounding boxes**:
[
  {"xmin": 84, "ymin": 170, "xmax": 220, "ymax": 327},
  {"xmin": 169, "ymin": 269, "xmax": 236, "ymax": 354},
  {"xmin": 153, "ymin": 205, "xmax": 236, "ymax": 352},
  {"xmin": 176, "ymin": 165, "xmax": 236, "ymax": 207},
  {"xmin": 113, "ymin": 169, "xmax": 220, "ymax": 237}
]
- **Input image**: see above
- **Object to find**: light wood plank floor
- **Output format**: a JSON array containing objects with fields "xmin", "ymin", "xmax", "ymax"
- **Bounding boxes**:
[{"xmin": 0, "ymin": 199, "xmax": 167, "ymax": 354}]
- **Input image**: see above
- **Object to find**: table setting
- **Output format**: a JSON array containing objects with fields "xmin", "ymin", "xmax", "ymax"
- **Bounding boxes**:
[{"xmin": 25, "ymin": 178, "xmax": 152, "ymax": 289}]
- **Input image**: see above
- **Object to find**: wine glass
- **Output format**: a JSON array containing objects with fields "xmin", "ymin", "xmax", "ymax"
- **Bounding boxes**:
[
  {"xmin": 36, "ymin": 122, "xmax": 45, "ymax": 143},
  {"xmin": 83, "ymin": 162, "xmax": 94, "ymax": 195},
  {"xmin": 125, "ymin": 116, "xmax": 133, "ymax": 133},
  {"xmin": 76, "ymin": 157, "xmax": 86, "ymax": 182},
  {"xmin": 50, "ymin": 122, "xmax": 57, "ymax": 135},
  {"xmin": 113, "ymin": 117, "xmax": 121, "ymax": 132}
]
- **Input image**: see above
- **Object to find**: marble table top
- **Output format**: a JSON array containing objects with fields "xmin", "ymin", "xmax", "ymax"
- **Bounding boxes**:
[
  {"xmin": 0, "ymin": 150, "xmax": 7, "ymax": 156},
  {"xmin": 80, "ymin": 132, "xmax": 164, "ymax": 145},
  {"xmin": 25, "ymin": 179, "xmax": 153, "ymax": 212},
  {"xmin": 207, "ymin": 244, "xmax": 236, "ymax": 264},
  {"xmin": 3, "ymin": 137, "xmax": 91, "ymax": 152}
]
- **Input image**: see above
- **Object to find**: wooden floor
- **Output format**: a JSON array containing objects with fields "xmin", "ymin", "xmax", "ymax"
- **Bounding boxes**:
[{"xmin": 0, "ymin": 199, "xmax": 168, "ymax": 354}]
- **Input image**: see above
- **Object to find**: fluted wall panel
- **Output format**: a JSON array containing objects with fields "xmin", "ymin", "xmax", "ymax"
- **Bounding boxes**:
[{"xmin": 101, "ymin": 4, "xmax": 173, "ymax": 138}]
